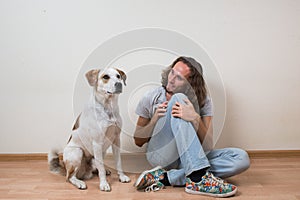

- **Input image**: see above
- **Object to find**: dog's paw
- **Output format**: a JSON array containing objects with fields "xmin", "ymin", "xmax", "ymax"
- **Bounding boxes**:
[
  {"xmin": 76, "ymin": 181, "xmax": 87, "ymax": 190},
  {"xmin": 119, "ymin": 174, "xmax": 131, "ymax": 183},
  {"xmin": 69, "ymin": 176, "xmax": 87, "ymax": 190},
  {"xmin": 99, "ymin": 180, "xmax": 111, "ymax": 192}
]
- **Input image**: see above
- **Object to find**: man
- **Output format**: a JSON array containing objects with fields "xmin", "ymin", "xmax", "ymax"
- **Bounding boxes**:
[{"xmin": 133, "ymin": 56, "xmax": 250, "ymax": 197}]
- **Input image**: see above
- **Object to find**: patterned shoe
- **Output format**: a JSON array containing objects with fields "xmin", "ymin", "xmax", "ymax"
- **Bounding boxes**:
[
  {"xmin": 134, "ymin": 166, "xmax": 166, "ymax": 192},
  {"xmin": 185, "ymin": 171, "xmax": 237, "ymax": 197}
]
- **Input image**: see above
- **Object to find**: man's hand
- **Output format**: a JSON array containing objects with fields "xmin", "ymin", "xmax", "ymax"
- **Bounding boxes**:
[
  {"xmin": 151, "ymin": 101, "xmax": 168, "ymax": 124},
  {"xmin": 171, "ymin": 98, "xmax": 199, "ymax": 122}
]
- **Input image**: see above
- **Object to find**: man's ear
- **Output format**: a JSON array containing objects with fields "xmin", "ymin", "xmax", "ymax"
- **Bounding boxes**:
[
  {"xmin": 116, "ymin": 68, "xmax": 127, "ymax": 86},
  {"xmin": 85, "ymin": 69, "xmax": 100, "ymax": 86}
]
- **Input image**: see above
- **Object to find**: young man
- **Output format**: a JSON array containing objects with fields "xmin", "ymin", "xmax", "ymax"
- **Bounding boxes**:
[{"xmin": 133, "ymin": 56, "xmax": 250, "ymax": 197}]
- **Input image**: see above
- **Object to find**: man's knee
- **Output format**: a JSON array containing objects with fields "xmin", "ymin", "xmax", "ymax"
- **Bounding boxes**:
[
  {"xmin": 237, "ymin": 149, "xmax": 250, "ymax": 172},
  {"xmin": 169, "ymin": 93, "xmax": 188, "ymax": 104},
  {"xmin": 230, "ymin": 148, "xmax": 250, "ymax": 175}
]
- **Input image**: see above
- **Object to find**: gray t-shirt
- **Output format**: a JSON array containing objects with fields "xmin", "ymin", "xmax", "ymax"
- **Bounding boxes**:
[{"xmin": 135, "ymin": 86, "xmax": 213, "ymax": 119}]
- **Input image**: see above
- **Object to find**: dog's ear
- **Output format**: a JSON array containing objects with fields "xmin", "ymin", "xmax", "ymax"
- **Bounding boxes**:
[
  {"xmin": 116, "ymin": 68, "xmax": 127, "ymax": 86},
  {"xmin": 85, "ymin": 69, "xmax": 100, "ymax": 86}
]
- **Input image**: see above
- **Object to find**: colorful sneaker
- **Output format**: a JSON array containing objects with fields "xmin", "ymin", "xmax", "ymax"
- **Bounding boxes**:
[
  {"xmin": 134, "ymin": 166, "xmax": 166, "ymax": 192},
  {"xmin": 185, "ymin": 171, "xmax": 237, "ymax": 198}
]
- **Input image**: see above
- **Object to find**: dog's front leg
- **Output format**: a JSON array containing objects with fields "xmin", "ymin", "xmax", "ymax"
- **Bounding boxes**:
[
  {"xmin": 93, "ymin": 141, "xmax": 111, "ymax": 192},
  {"xmin": 112, "ymin": 136, "xmax": 131, "ymax": 183}
]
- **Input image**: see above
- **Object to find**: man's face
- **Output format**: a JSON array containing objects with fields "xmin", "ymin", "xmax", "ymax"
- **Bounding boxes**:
[{"xmin": 166, "ymin": 61, "xmax": 190, "ymax": 93}]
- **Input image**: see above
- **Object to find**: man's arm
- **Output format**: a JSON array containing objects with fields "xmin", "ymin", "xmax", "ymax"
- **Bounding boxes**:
[
  {"xmin": 133, "ymin": 116, "xmax": 153, "ymax": 147},
  {"xmin": 191, "ymin": 115, "xmax": 212, "ymax": 144},
  {"xmin": 134, "ymin": 101, "xmax": 168, "ymax": 147}
]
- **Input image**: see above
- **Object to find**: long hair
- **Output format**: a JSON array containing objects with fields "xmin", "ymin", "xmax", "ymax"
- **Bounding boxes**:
[{"xmin": 161, "ymin": 56, "xmax": 207, "ymax": 112}]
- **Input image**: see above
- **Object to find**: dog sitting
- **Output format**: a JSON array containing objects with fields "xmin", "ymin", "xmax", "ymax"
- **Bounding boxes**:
[{"xmin": 48, "ymin": 68, "xmax": 131, "ymax": 191}]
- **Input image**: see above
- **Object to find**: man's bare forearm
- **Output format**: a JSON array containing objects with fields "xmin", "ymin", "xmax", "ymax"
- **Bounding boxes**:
[
  {"xmin": 134, "ymin": 118, "xmax": 156, "ymax": 147},
  {"xmin": 191, "ymin": 114, "xmax": 211, "ymax": 144}
]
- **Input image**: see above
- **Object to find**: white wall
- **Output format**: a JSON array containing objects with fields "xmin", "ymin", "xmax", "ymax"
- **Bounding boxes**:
[{"xmin": 0, "ymin": 0, "xmax": 299, "ymax": 153}]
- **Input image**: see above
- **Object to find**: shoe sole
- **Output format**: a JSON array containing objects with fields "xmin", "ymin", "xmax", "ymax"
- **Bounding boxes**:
[
  {"xmin": 134, "ymin": 166, "xmax": 162, "ymax": 188},
  {"xmin": 185, "ymin": 187, "xmax": 237, "ymax": 198}
]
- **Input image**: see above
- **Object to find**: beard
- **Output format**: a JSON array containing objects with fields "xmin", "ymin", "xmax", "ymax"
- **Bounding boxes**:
[{"xmin": 166, "ymin": 82, "xmax": 189, "ymax": 94}]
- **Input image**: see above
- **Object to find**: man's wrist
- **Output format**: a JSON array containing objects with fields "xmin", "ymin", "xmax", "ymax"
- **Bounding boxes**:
[
  {"xmin": 194, "ymin": 112, "xmax": 201, "ymax": 121},
  {"xmin": 192, "ymin": 113, "xmax": 201, "ymax": 128}
]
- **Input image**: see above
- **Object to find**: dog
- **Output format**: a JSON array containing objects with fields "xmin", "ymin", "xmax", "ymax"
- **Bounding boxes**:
[{"xmin": 48, "ymin": 67, "xmax": 131, "ymax": 191}]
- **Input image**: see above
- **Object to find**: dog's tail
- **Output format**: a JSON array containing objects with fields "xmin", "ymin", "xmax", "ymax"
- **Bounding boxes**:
[{"xmin": 48, "ymin": 148, "xmax": 66, "ymax": 176}]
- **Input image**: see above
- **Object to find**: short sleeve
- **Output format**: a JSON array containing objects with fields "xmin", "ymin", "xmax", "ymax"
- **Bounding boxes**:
[
  {"xmin": 200, "ymin": 96, "xmax": 213, "ymax": 117},
  {"xmin": 135, "ymin": 92, "xmax": 152, "ymax": 119},
  {"xmin": 135, "ymin": 87, "xmax": 166, "ymax": 119}
]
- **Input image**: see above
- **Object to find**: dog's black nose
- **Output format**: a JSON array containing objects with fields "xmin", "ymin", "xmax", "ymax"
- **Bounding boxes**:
[{"xmin": 115, "ymin": 82, "xmax": 122, "ymax": 93}]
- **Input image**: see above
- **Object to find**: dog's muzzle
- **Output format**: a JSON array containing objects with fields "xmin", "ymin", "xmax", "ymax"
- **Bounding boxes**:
[{"xmin": 114, "ymin": 82, "xmax": 122, "ymax": 94}]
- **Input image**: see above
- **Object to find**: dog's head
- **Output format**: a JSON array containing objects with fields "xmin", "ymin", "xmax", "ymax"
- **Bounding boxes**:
[{"xmin": 85, "ymin": 68, "xmax": 127, "ymax": 95}]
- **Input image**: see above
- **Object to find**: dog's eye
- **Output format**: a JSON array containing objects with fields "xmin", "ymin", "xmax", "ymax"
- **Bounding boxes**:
[
  {"xmin": 103, "ymin": 75, "xmax": 110, "ymax": 80},
  {"xmin": 116, "ymin": 74, "xmax": 121, "ymax": 79}
]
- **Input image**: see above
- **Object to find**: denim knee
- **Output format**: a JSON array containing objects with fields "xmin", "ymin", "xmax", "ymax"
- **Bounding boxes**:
[
  {"xmin": 169, "ymin": 93, "xmax": 188, "ymax": 105},
  {"xmin": 208, "ymin": 148, "xmax": 250, "ymax": 178},
  {"xmin": 228, "ymin": 148, "xmax": 250, "ymax": 176},
  {"xmin": 235, "ymin": 148, "xmax": 250, "ymax": 173}
]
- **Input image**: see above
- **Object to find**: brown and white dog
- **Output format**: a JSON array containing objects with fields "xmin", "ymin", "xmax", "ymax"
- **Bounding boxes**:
[{"xmin": 48, "ymin": 68, "xmax": 131, "ymax": 191}]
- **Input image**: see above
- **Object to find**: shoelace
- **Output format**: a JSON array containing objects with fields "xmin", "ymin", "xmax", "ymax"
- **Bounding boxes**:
[
  {"xmin": 210, "ymin": 173, "xmax": 225, "ymax": 185},
  {"xmin": 145, "ymin": 183, "xmax": 163, "ymax": 192}
]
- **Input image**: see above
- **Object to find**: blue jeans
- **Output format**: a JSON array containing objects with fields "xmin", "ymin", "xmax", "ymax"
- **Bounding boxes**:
[{"xmin": 146, "ymin": 93, "xmax": 250, "ymax": 186}]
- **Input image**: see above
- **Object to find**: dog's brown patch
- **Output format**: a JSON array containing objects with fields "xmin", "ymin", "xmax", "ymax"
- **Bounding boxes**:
[
  {"xmin": 85, "ymin": 69, "xmax": 100, "ymax": 86},
  {"xmin": 101, "ymin": 74, "xmax": 110, "ymax": 84},
  {"xmin": 115, "ymin": 68, "xmax": 127, "ymax": 86},
  {"xmin": 65, "ymin": 161, "xmax": 75, "ymax": 180}
]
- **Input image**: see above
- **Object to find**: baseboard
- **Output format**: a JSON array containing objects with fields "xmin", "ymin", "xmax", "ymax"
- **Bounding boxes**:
[
  {"xmin": 0, "ymin": 153, "xmax": 47, "ymax": 161},
  {"xmin": 1, "ymin": 150, "xmax": 300, "ymax": 161},
  {"xmin": 246, "ymin": 150, "xmax": 300, "ymax": 158}
]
